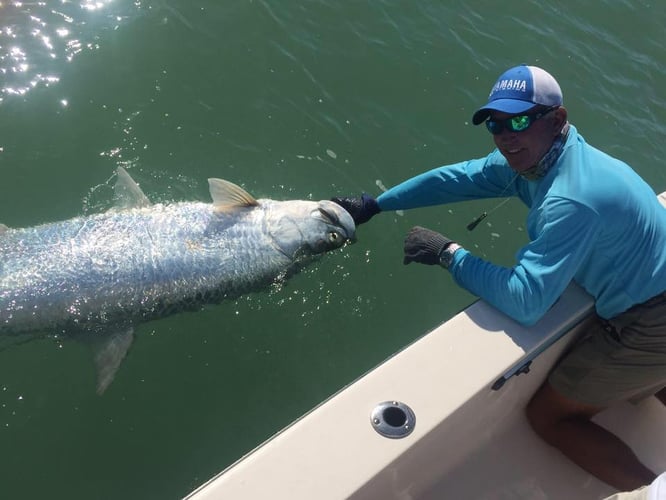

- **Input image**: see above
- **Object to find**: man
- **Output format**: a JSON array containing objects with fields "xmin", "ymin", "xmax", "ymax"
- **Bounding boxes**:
[{"xmin": 333, "ymin": 65, "xmax": 666, "ymax": 491}]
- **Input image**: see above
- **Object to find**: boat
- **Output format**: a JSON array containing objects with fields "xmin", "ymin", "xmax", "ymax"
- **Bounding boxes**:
[{"xmin": 185, "ymin": 192, "xmax": 666, "ymax": 500}]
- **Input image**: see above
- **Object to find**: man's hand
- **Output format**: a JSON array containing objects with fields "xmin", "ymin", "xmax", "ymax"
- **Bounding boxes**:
[
  {"xmin": 330, "ymin": 193, "xmax": 381, "ymax": 225},
  {"xmin": 403, "ymin": 226, "xmax": 455, "ymax": 266}
]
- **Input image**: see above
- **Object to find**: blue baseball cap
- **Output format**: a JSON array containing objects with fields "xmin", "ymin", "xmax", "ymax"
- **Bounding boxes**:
[{"xmin": 472, "ymin": 65, "xmax": 563, "ymax": 125}]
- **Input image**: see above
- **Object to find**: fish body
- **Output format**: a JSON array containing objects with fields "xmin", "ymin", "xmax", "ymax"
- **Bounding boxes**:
[{"xmin": 0, "ymin": 168, "xmax": 355, "ymax": 391}]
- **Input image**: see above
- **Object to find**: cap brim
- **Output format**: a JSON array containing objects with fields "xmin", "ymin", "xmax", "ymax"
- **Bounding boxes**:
[{"xmin": 471, "ymin": 99, "xmax": 537, "ymax": 125}]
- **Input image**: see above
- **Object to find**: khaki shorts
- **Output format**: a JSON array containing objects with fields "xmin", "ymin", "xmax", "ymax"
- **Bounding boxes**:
[{"xmin": 549, "ymin": 292, "xmax": 666, "ymax": 407}]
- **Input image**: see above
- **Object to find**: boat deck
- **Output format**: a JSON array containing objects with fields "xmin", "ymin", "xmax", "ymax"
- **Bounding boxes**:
[{"xmin": 186, "ymin": 192, "xmax": 666, "ymax": 500}]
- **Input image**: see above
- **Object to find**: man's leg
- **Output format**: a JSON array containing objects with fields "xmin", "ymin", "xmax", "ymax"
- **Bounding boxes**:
[{"xmin": 526, "ymin": 381, "xmax": 656, "ymax": 491}]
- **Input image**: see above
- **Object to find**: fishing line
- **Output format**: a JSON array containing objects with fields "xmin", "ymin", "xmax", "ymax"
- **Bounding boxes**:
[{"xmin": 466, "ymin": 171, "xmax": 521, "ymax": 231}]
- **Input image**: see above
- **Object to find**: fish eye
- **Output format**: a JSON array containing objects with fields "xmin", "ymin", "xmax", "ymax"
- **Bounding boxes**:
[{"xmin": 328, "ymin": 232, "xmax": 339, "ymax": 242}]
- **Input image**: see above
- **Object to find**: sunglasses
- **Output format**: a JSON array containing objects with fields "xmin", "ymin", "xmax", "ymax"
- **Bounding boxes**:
[{"xmin": 486, "ymin": 106, "xmax": 559, "ymax": 135}]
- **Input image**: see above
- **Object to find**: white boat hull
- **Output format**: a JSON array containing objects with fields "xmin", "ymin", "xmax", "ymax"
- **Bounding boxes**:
[{"xmin": 187, "ymin": 192, "xmax": 666, "ymax": 500}]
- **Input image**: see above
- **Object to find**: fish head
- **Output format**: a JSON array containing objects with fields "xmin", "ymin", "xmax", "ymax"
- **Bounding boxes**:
[{"xmin": 267, "ymin": 199, "xmax": 356, "ymax": 259}]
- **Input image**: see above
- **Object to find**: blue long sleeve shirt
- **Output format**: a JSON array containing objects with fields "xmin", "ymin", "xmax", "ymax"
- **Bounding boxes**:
[{"xmin": 377, "ymin": 125, "xmax": 666, "ymax": 325}]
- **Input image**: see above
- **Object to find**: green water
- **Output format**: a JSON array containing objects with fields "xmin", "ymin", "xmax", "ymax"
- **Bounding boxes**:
[{"xmin": 1, "ymin": 1, "xmax": 665, "ymax": 498}]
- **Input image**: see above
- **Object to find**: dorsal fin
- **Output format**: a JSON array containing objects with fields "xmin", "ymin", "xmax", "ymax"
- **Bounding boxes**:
[
  {"xmin": 0, "ymin": 223, "xmax": 8, "ymax": 234},
  {"xmin": 114, "ymin": 167, "xmax": 152, "ymax": 209},
  {"xmin": 208, "ymin": 178, "xmax": 259, "ymax": 210}
]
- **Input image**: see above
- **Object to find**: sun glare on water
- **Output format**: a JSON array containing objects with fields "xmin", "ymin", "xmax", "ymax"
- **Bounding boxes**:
[{"xmin": 0, "ymin": 0, "xmax": 134, "ymax": 103}]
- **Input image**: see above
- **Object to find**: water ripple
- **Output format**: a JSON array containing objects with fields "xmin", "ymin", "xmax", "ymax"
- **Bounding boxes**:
[{"xmin": 0, "ymin": 0, "xmax": 139, "ymax": 103}]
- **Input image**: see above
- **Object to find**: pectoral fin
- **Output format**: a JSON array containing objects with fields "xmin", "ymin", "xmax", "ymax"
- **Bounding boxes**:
[
  {"xmin": 93, "ymin": 327, "xmax": 135, "ymax": 395},
  {"xmin": 208, "ymin": 178, "xmax": 258, "ymax": 211},
  {"xmin": 114, "ymin": 167, "xmax": 152, "ymax": 209}
]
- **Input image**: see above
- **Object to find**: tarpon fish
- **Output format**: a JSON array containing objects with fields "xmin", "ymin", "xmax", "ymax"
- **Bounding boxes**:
[{"xmin": 0, "ymin": 168, "xmax": 355, "ymax": 392}]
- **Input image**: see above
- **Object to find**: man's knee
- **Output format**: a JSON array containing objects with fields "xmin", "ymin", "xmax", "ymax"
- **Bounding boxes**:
[{"xmin": 525, "ymin": 381, "xmax": 601, "ymax": 442}]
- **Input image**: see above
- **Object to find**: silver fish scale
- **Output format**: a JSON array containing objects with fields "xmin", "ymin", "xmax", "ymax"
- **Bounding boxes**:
[{"xmin": 0, "ymin": 201, "xmax": 294, "ymax": 333}]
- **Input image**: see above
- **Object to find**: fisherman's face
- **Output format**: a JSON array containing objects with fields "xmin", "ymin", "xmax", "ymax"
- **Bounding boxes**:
[{"xmin": 490, "ymin": 107, "xmax": 566, "ymax": 173}]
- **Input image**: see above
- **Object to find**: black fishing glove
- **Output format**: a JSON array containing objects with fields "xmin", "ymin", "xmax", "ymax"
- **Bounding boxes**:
[
  {"xmin": 330, "ymin": 193, "xmax": 381, "ymax": 225},
  {"xmin": 403, "ymin": 226, "xmax": 456, "ymax": 267}
]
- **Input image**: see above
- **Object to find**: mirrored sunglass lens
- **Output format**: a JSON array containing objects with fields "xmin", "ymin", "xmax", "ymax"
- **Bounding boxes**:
[
  {"xmin": 486, "ymin": 120, "xmax": 502, "ymax": 134},
  {"xmin": 509, "ymin": 115, "xmax": 531, "ymax": 131}
]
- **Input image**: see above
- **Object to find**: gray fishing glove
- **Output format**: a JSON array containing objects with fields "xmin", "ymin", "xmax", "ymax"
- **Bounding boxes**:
[
  {"xmin": 403, "ymin": 226, "xmax": 459, "ymax": 268},
  {"xmin": 330, "ymin": 193, "xmax": 381, "ymax": 225}
]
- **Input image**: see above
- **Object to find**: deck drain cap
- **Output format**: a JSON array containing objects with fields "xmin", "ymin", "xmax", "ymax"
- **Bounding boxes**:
[{"xmin": 371, "ymin": 401, "xmax": 415, "ymax": 439}]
